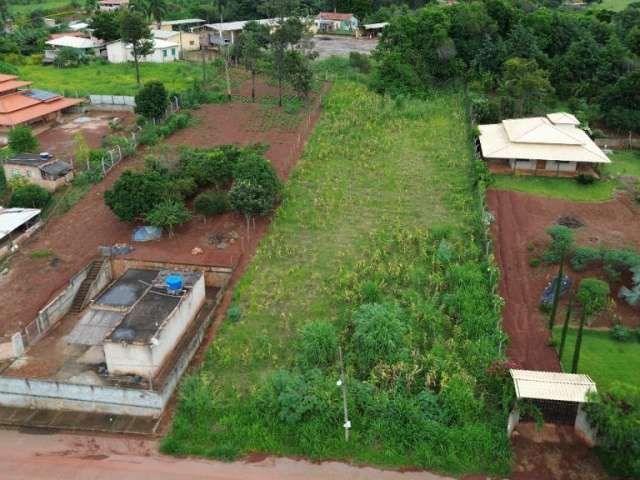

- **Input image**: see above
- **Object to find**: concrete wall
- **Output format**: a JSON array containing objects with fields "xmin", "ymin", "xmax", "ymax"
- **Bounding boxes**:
[
  {"xmin": 575, "ymin": 404, "xmax": 597, "ymax": 446},
  {"xmin": 22, "ymin": 264, "xmax": 90, "ymax": 346},
  {"xmin": 545, "ymin": 161, "xmax": 577, "ymax": 172},
  {"xmin": 110, "ymin": 258, "xmax": 232, "ymax": 288},
  {"xmin": 0, "ymin": 376, "xmax": 163, "ymax": 416},
  {"xmin": 0, "ymin": 220, "xmax": 43, "ymax": 261},
  {"xmin": 104, "ymin": 275, "xmax": 206, "ymax": 378},
  {"xmin": 507, "ymin": 408, "xmax": 520, "ymax": 437},
  {"xmin": 510, "ymin": 159, "xmax": 536, "ymax": 170}
]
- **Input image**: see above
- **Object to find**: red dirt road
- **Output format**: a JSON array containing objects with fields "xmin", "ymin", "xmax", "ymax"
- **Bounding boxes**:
[
  {"xmin": 487, "ymin": 189, "xmax": 640, "ymax": 370},
  {"xmin": 0, "ymin": 430, "xmax": 451, "ymax": 480}
]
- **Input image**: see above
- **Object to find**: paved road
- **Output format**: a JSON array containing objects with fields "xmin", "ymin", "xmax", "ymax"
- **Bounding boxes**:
[{"xmin": 0, "ymin": 429, "xmax": 452, "ymax": 480}]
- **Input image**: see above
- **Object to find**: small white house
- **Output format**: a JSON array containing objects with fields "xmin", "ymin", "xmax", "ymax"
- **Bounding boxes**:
[
  {"xmin": 106, "ymin": 38, "xmax": 180, "ymax": 64},
  {"xmin": 44, "ymin": 36, "xmax": 105, "ymax": 63}
]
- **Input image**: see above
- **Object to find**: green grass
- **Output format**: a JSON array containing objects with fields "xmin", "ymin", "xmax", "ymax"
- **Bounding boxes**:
[
  {"xmin": 28, "ymin": 249, "xmax": 53, "ymax": 258},
  {"xmin": 603, "ymin": 150, "xmax": 640, "ymax": 178},
  {"xmin": 187, "ymin": 83, "xmax": 474, "ymax": 392},
  {"xmin": 588, "ymin": 0, "xmax": 635, "ymax": 11},
  {"xmin": 491, "ymin": 174, "xmax": 619, "ymax": 202},
  {"xmin": 8, "ymin": 0, "xmax": 72, "ymax": 15},
  {"xmin": 553, "ymin": 327, "xmax": 640, "ymax": 391},
  {"xmin": 17, "ymin": 62, "xmax": 225, "ymax": 97},
  {"xmin": 162, "ymin": 81, "xmax": 512, "ymax": 474}
]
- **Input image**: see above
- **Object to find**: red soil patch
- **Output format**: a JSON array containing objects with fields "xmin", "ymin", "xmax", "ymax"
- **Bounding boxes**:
[
  {"xmin": 38, "ymin": 111, "xmax": 135, "ymax": 157},
  {"xmin": 487, "ymin": 189, "xmax": 640, "ymax": 371},
  {"xmin": 509, "ymin": 423, "xmax": 609, "ymax": 480},
  {"xmin": 0, "ymin": 85, "xmax": 327, "ymax": 337}
]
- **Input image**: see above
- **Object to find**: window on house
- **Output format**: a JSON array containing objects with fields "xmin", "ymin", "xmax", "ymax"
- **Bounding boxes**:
[
  {"xmin": 172, "ymin": 48, "xmax": 176, "ymax": 56},
  {"xmin": 163, "ymin": 50, "xmax": 167, "ymax": 57}
]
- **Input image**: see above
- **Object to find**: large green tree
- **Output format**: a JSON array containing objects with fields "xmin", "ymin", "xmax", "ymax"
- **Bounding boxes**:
[
  {"xmin": 89, "ymin": 11, "xmax": 121, "ymax": 42},
  {"xmin": 498, "ymin": 57, "xmax": 554, "ymax": 117}
]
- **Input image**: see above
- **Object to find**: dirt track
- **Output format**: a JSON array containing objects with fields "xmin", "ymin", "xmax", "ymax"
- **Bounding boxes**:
[
  {"xmin": 487, "ymin": 188, "xmax": 640, "ymax": 370},
  {"xmin": 0, "ymin": 429, "xmax": 451, "ymax": 480}
]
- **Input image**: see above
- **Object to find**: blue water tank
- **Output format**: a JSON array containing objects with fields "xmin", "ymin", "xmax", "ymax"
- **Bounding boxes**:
[{"xmin": 166, "ymin": 274, "xmax": 184, "ymax": 293}]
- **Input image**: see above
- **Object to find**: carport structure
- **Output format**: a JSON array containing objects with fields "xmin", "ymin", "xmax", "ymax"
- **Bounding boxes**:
[{"xmin": 508, "ymin": 369, "xmax": 598, "ymax": 444}]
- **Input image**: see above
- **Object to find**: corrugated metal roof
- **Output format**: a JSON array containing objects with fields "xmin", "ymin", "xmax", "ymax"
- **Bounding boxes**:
[
  {"xmin": 317, "ymin": 12, "xmax": 355, "ymax": 21},
  {"xmin": 0, "ymin": 207, "xmax": 41, "ymax": 242},
  {"xmin": 510, "ymin": 369, "xmax": 597, "ymax": 403},
  {"xmin": 161, "ymin": 18, "xmax": 205, "ymax": 25},
  {"xmin": 363, "ymin": 22, "xmax": 388, "ymax": 29},
  {"xmin": 46, "ymin": 36, "xmax": 102, "ymax": 49},
  {"xmin": 479, "ymin": 115, "xmax": 610, "ymax": 164},
  {"xmin": 65, "ymin": 309, "xmax": 125, "ymax": 346},
  {"xmin": 205, "ymin": 17, "xmax": 282, "ymax": 32}
]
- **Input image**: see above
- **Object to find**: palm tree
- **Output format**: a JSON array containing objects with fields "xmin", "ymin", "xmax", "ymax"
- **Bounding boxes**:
[{"xmin": 147, "ymin": 0, "xmax": 167, "ymax": 29}]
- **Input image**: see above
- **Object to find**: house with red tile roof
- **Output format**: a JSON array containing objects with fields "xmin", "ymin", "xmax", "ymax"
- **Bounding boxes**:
[{"xmin": 0, "ymin": 74, "xmax": 84, "ymax": 145}]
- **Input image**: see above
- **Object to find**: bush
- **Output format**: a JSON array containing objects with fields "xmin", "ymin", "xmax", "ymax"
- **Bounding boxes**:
[
  {"xmin": 104, "ymin": 170, "xmax": 171, "ymax": 221},
  {"xmin": 296, "ymin": 320, "xmax": 338, "ymax": 370},
  {"xmin": 571, "ymin": 247, "xmax": 602, "ymax": 271},
  {"xmin": 8, "ymin": 126, "xmax": 38, "ymax": 154},
  {"xmin": 135, "ymin": 81, "xmax": 169, "ymax": 120},
  {"xmin": 576, "ymin": 173, "xmax": 596, "ymax": 185},
  {"xmin": 233, "ymin": 152, "xmax": 282, "ymax": 199},
  {"xmin": 349, "ymin": 52, "xmax": 371, "ymax": 73},
  {"xmin": 137, "ymin": 123, "xmax": 160, "ymax": 146},
  {"xmin": 194, "ymin": 190, "xmax": 230, "ymax": 216},
  {"xmin": 0, "ymin": 61, "xmax": 18, "ymax": 75},
  {"xmin": 529, "ymin": 258, "xmax": 541, "ymax": 268},
  {"xmin": 145, "ymin": 199, "xmax": 192, "ymax": 237},
  {"xmin": 9, "ymin": 184, "xmax": 52, "ymax": 209},
  {"xmin": 602, "ymin": 248, "xmax": 640, "ymax": 280},
  {"xmin": 226, "ymin": 305, "xmax": 242, "ymax": 323},
  {"xmin": 585, "ymin": 384, "xmax": 640, "ymax": 477},
  {"xmin": 349, "ymin": 303, "xmax": 409, "ymax": 378},
  {"xmin": 609, "ymin": 325, "xmax": 632, "ymax": 342},
  {"xmin": 181, "ymin": 147, "xmax": 239, "ymax": 188}
]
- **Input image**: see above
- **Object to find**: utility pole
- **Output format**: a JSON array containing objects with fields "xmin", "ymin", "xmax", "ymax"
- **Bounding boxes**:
[{"xmin": 338, "ymin": 346, "xmax": 350, "ymax": 442}]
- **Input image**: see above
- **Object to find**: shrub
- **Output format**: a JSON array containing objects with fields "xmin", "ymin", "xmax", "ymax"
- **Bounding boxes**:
[
  {"xmin": 8, "ymin": 126, "xmax": 38, "ymax": 154},
  {"xmin": 602, "ymin": 248, "xmax": 640, "ymax": 280},
  {"xmin": 226, "ymin": 305, "xmax": 242, "ymax": 323},
  {"xmin": 0, "ymin": 61, "xmax": 18, "ymax": 75},
  {"xmin": 145, "ymin": 199, "xmax": 192, "ymax": 237},
  {"xmin": 171, "ymin": 175, "xmax": 198, "ymax": 200},
  {"xmin": 349, "ymin": 51, "xmax": 371, "ymax": 73},
  {"xmin": 609, "ymin": 325, "xmax": 632, "ymax": 342},
  {"xmin": 576, "ymin": 278, "xmax": 610, "ymax": 317},
  {"xmin": 135, "ymin": 81, "xmax": 169, "ymax": 120},
  {"xmin": 296, "ymin": 320, "xmax": 338, "ymax": 370},
  {"xmin": 585, "ymin": 384, "xmax": 640, "ymax": 477},
  {"xmin": 53, "ymin": 47, "xmax": 85, "ymax": 68},
  {"xmin": 137, "ymin": 124, "xmax": 160, "ymax": 146},
  {"xmin": 9, "ymin": 184, "xmax": 51, "ymax": 209},
  {"xmin": 571, "ymin": 247, "xmax": 602, "ymax": 272},
  {"xmin": 194, "ymin": 190, "xmax": 230, "ymax": 216},
  {"xmin": 576, "ymin": 173, "xmax": 596, "ymax": 185},
  {"xmin": 233, "ymin": 152, "xmax": 281, "ymax": 199},
  {"xmin": 349, "ymin": 303, "xmax": 409, "ymax": 378},
  {"xmin": 182, "ymin": 147, "xmax": 238, "ymax": 188},
  {"xmin": 104, "ymin": 170, "xmax": 170, "ymax": 221},
  {"xmin": 529, "ymin": 258, "xmax": 541, "ymax": 268}
]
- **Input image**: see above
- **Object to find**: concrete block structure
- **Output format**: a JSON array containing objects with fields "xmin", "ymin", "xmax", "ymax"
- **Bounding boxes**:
[{"xmin": 2, "ymin": 153, "xmax": 73, "ymax": 191}]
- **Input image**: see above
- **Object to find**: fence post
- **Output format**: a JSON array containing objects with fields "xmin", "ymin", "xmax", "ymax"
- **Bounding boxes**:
[
  {"xmin": 101, "ymin": 156, "xmax": 106, "ymax": 175},
  {"xmin": 86, "ymin": 159, "xmax": 90, "ymax": 171},
  {"xmin": 116, "ymin": 145, "xmax": 122, "ymax": 161}
]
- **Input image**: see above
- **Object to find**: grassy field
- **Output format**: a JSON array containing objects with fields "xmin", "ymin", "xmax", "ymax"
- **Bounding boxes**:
[
  {"xmin": 491, "ymin": 175, "xmax": 618, "ymax": 202},
  {"xmin": 589, "ymin": 0, "xmax": 635, "ymax": 11},
  {"xmin": 8, "ymin": 0, "xmax": 72, "ymax": 15},
  {"xmin": 163, "ymin": 79, "xmax": 511, "ymax": 474},
  {"xmin": 17, "ymin": 62, "xmax": 225, "ymax": 97},
  {"xmin": 553, "ymin": 328, "xmax": 640, "ymax": 391}
]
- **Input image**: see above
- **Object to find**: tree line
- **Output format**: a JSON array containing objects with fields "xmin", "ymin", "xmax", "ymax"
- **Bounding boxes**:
[{"xmin": 373, "ymin": 1, "xmax": 640, "ymax": 133}]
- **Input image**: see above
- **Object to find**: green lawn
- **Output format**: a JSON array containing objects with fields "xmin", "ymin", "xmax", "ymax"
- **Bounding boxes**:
[
  {"xmin": 553, "ymin": 328, "xmax": 640, "ymax": 391},
  {"xmin": 17, "ymin": 62, "xmax": 224, "ymax": 97},
  {"xmin": 162, "ymin": 80, "xmax": 511, "ymax": 474},
  {"xmin": 491, "ymin": 175, "xmax": 619, "ymax": 202},
  {"xmin": 603, "ymin": 150, "xmax": 640, "ymax": 178}
]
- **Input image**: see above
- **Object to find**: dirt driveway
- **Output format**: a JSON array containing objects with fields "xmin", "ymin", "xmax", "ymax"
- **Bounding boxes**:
[
  {"xmin": 313, "ymin": 35, "xmax": 378, "ymax": 59},
  {"xmin": 487, "ymin": 189, "xmax": 640, "ymax": 370}
]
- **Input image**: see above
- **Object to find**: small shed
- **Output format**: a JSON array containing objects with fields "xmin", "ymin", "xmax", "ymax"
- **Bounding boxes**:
[
  {"xmin": 0, "ymin": 207, "xmax": 42, "ymax": 258},
  {"xmin": 509, "ymin": 369, "xmax": 598, "ymax": 444}
]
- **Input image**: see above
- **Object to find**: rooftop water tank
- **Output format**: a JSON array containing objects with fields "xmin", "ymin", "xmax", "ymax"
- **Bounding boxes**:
[{"xmin": 166, "ymin": 274, "xmax": 184, "ymax": 294}]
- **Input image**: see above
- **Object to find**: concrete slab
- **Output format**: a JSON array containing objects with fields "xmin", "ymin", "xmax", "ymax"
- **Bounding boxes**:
[{"xmin": 94, "ymin": 269, "xmax": 158, "ymax": 309}]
